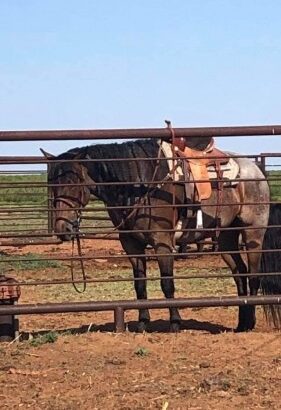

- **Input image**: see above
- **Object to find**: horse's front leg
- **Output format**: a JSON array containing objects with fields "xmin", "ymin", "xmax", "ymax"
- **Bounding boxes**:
[
  {"xmin": 154, "ymin": 241, "xmax": 181, "ymax": 332},
  {"xmin": 119, "ymin": 234, "xmax": 150, "ymax": 332}
]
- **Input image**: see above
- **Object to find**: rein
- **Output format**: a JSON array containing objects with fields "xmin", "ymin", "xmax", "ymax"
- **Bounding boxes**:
[
  {"xmin": 71, "ymin": 232, "xmax": 87, "ymax": 293},
  {"xmin": 214, "ymin": 164, "xmax": 224, "ymax": 250},
  {"xmin": 165, "ymin": 121, "xmax": 178, "ymax": 249},
  {"xmin": 54, "ymin": 195, "xmax": 88, "ymax": 293}
]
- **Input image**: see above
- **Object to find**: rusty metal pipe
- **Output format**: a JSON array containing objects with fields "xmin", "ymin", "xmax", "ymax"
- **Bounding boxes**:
[
  {"xmin": 0, "ymin": 222, "xmax": 281, "ymax": 239},
  {"xmin": 1, "ymin": 125, "xmax": 281, "ymax": 141},
  {"xmin": 0, "ymin": 200, "xmax": 280, "ymax": 215},
  {"xmin": 3, "ymin": 271, "xmax": 281, "ymax": 288},
  {"xmin": 0, "ymin": 295, "xmax": 280, "ymax": 317},
  {"xmin": 0, "ymin": 153, "xmax": 280, "ymax": 166},
  {"xmin": 1, "ymin": 175, "xmax": 281, "ymax": 187},
  {"xmin": 0, "ymin": 247, "xmax": 280, "ymax": 262},
  {"xmin": 114, "ymin": 307, "xmax": 125, "ymax": 332}
]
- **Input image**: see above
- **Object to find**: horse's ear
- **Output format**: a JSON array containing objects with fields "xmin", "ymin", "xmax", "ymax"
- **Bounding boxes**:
[{"xmin": 40, "ymin": 148, "xmax": 55, "ymax": 159}]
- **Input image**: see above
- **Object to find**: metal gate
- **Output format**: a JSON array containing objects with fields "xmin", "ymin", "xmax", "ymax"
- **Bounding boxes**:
[{"xmin": 0, "ymin": 124, "xmax": 280, "ymax": 340}]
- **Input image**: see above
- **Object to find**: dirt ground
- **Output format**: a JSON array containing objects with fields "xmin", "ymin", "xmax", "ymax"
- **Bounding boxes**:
[{"xmin": 0, "ymin": 240, "xmax": 280, "ymax": 409}]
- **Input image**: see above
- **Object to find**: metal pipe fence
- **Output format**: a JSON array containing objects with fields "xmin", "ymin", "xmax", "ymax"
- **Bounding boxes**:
[
  {"xmin": 0, "ymin": 125, "xmax": 280, "ymax": 337},
  {"xmin": 1, "ymin": 124, "xmax": 281, "ymax": 141}
]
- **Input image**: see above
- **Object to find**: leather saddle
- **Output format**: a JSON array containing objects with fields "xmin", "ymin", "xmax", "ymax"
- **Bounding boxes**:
[{"xmin": 173, "ymin": 137, "xmax": 232, "ymax": 201}]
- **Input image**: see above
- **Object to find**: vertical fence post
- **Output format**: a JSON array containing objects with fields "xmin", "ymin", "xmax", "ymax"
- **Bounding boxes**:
[
  {"xmin": 47, "ymin": 162, "xmax": 54, "ymax": 233},
  {"xmin": 114, "ymin": 307, "xmax": 125, "ymax": 332},
  {"xmin": 260, "ymin": 155, "xmax": 266, "ymax": 175}
]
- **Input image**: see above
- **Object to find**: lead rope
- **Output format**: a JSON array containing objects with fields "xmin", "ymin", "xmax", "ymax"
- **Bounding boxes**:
[
  {"xmin": 55, "ymin": 199, "xmax": 87, "ymax": 293},
  {"xmin": 165, "ymin": 120, "xmax": 177, "ymax": 250},
  {"xmin": 214, "ymin": 161, "xmax": 223, "ymax": 251},
  {"xmin": 71, "ymin": 232, "xmax": 87, "ymax": 293}
]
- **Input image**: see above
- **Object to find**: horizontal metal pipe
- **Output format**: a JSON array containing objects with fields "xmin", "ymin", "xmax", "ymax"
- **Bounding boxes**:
[
  {"xmin": 4, "ymin": 271, "xmax": 281, "ymax": 287},
  {"xmin": 0, "ymin": 295, "xmax": 280, "ymax": 316},
  {"xmin": 0, "ymin": 152, "xmax": 277, "ymax": 164},
  {"xmin": 0, "ymin": 152, "xmax": 278, "ymax": 168},
  {"xmin": 0, "ymin": 207, "xmax": 47, "ymax": 212},
  {"xmin": 0, "ymin": 238, "xmax": 62, "ymax": 246},
  {"xmin": 0, "ymin": 222, "xmax": 281, "ymax": 239},
  {"xmin": 1, "ymin": 224, "xmax": 281, "ymax": 243},
  {"xmin": 0, "ymin": 247, "xmax": 280, "ymax": 262},
  {"xmin": 82, "ymin": 215, "xmax": 111, "ymax": 221},
  {"xmin": 1, "ymin": 125, "xmax": 281, "ymax": 142},
  {"xmin": 0, "ymin": 228, "xmax": 48, "ymax": 233},
  {"xmin": 1, "ymin": 175, "xmax": 280, "ymax": 188},
  {"xmin": 260, "ymin": 152, "xmax": 281, "ymax": 157},
  {"xmin": 0, "ymin": 216, "xmax": 48, "ymax": 221},
  {"xmin": 81, "ymin": 223, "xmax": 281, "ymax": 234},
  {"xmin": 0, "ymin": 200, "xmax": 280, "ymax": 215},
  {"xmin": 0, "ymin": 237, "xmax": 108, "ymax": 246},
  {"xmin": 6, "ymin": 201, "xmax": 281, "ymax": 209}
]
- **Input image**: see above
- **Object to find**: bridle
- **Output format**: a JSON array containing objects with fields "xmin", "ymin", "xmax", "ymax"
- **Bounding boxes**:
[{"xmin": 54, "ymin": 196, "xmax": 84, "ymax": 228}]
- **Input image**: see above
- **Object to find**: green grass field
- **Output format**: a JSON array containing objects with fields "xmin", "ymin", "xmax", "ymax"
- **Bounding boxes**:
[
  {"xmin": 268, "ymin": 170, "xmax": 281, "ymax": 200},
  {"xmin": 0, "ymin": 172, "xmax": 110, "ymax": 233},
  {"xmin": 0, "ymin": 173, "xmax": 47, "ymax": 204}
]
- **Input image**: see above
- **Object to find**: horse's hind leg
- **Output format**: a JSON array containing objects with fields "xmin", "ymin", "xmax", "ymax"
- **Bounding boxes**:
[
  {"xmin": 119, "ymin": 234, "xmax": 150, "ymax": 332},
  {"xmin": 218, "ymin": 229, "xmax": 253, "ymax": 332},
  {"xmin": 242, "ymin": 227, "xmax": 266, "ymax": 330},
  {"xmin": 154, "ymin": 240, "xmax": 181, "ymax": 332}
]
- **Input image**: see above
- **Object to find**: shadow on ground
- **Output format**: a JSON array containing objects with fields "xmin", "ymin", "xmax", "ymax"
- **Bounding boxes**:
[{"xmin": 21, "ymin": 318, "xmax": 231, "ymax": 340}]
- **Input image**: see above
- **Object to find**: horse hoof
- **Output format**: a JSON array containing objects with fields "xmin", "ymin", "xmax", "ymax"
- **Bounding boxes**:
[
  {"xmin": 136, "ymin": 321, "xmax": 148, "ymax": 333},
  {"xmin": 235, "ymin": 324, "xmax": 255, "ymax": 333},
  {"xmin": 170, "ymin": 322, "xmax": 181, "ymax": 333},
  {"xmin": 175, "ymin": 255, "xmax": 190, "ymax": 260},
  {"xmin": 234, "ymin": 326, "xmax": 246, "ymax": 333}
]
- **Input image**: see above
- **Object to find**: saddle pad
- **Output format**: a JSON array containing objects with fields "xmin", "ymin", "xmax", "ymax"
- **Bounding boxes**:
[
  {"xmin": 207, "ymin": 157, "xmax": 239, "ymax": 185},
  {"xmin": 159, "ymin": 140, "xmax": 183, "ymax": 181}
]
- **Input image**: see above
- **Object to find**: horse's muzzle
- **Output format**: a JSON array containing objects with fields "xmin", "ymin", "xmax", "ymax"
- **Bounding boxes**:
[
  {"xmin": 57, "ymin": 232, "xmax": 73, "ymax": 242},
  {"xmin": 55, "ymin": 220, "xmax": 74, "ymax": 242}
]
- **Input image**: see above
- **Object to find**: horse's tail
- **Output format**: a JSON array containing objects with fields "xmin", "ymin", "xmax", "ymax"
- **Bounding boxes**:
[{"xmin": 260, "ymin": 203, "xmax": 281, "ymax": 328}]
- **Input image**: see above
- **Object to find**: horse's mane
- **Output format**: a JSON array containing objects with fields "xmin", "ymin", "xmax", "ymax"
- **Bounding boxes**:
[{"xmin": 57, "ymin": 139, "xmax": 165, "ymax": 183}]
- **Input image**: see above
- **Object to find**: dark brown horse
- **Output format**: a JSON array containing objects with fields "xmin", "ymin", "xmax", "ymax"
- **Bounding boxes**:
[{"xmin": 41, "ymin": 139, "xmax": 281, "ymax": 332}]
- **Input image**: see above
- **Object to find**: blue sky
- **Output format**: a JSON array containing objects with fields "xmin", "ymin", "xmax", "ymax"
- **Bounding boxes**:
[{"xmin": 0, "ymin": 1, "xmax": 281, "ymax": 166}]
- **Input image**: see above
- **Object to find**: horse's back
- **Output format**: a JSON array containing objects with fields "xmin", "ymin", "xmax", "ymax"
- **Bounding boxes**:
[{"xmin": 233, "ymin": 156, "xmax": 270, "ymax": 225}]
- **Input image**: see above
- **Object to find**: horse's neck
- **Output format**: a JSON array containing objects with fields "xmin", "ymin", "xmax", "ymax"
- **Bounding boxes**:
[
  {"xmin": 107, "ymin": 209, "xmax": 124, "ymax": 227},
  {"xmin": 83, "ymin": 142, "xmax": 170, "ymax": 207}
]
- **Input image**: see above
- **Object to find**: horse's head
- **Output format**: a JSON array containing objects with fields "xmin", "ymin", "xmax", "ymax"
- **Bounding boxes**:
[{"xmin": 41, "ymin": 149, "xmax": 92, "ymax": 241}]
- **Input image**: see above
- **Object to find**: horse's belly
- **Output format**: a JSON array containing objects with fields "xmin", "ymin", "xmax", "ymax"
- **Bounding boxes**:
[{"xmin": 201, "ymin": 187, "xmax": 240, "ymax": 228}]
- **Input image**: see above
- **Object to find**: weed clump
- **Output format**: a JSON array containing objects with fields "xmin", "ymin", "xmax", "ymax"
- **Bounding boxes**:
[{"xmin": 29, "ymin": 331, "xmax": 58, "ymax": 347}]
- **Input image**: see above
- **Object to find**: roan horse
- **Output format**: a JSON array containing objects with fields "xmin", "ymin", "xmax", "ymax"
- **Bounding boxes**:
[{"xmin": 42, "ymin": 138, "xmax": 281, "ymax": 332}]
